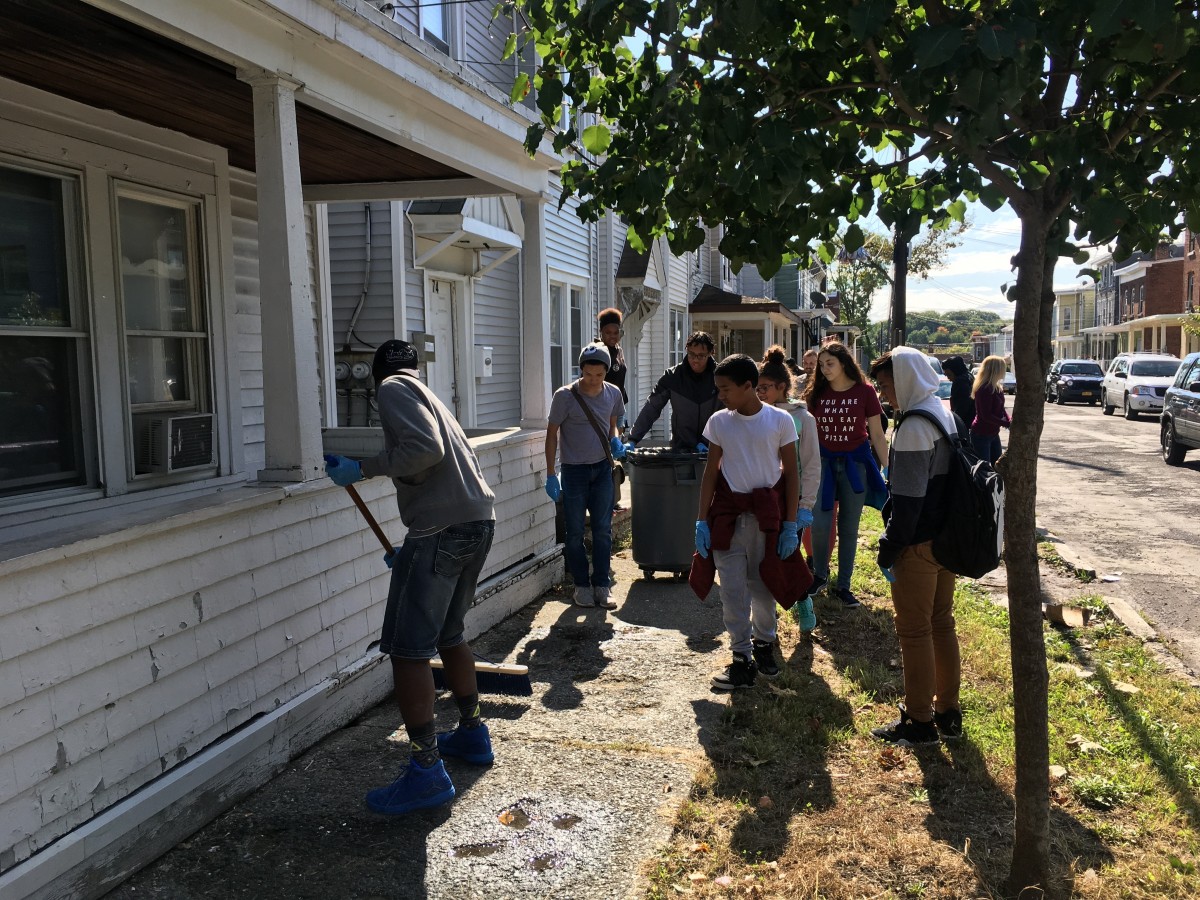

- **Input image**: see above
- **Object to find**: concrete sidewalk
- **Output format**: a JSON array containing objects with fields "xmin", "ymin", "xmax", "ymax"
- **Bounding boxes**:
[{"xmin": 108, "ymin": 546, "xmax": 727, "ymax": 900}]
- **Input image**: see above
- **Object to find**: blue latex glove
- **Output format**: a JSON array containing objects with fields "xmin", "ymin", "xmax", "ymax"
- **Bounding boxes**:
[
  {"xmin": 623, "ymin": 441, "xmax": 637, "ymax": 455},
  {"xmin": 324, "ymin": 454, "xmax": 363, "ymax": 486},
  {"xmin": 880, "ymin": 564, "xmax": 896, "ymax": 584},
  {"xmin": 795, "ymin": 508, "xmax": 814, "ymax": 530},
  {"xmin": 610, "ymin": 436, "xmax": 626, "ymax": 459},
  {"xmin": 882, "ymin": 466, "xmax": 890, "ymax": 480},
  {"xmin": 695, "ymin": 520, "xmax": 711, "ymax": 558},
  {"xmin": 777, "ymin": 520, "xmax": 799, "ymax": 559},
  {"xmin": 383, "ymin": 548, "xmax": 399, "ymax": 569},
  {"xmin": 545, "ymin": 473, "xmax": 561, "ymax": 502},
  {"xmin": 695, "ymin": 442, "xmax": 708, "ymax": 453}
]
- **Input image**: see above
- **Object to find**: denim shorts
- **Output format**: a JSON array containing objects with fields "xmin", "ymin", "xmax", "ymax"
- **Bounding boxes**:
[{"xmin": 378, "ymin": 520, "xmax": 495, "ymax": 659}]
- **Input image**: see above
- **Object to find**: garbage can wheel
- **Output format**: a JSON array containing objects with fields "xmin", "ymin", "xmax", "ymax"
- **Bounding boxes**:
[
  {"xmin": 673, "ymin": 571, "xmax": 688, "ymax": 582},
  {"xmin": 641, "ymin": 568, "xmax": 655, "ymax": 580}
]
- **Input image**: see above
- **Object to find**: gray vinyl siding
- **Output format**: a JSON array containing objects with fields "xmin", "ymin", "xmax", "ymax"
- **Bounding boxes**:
[
  {"xmin": 472, "ymin": 250, "xmax": 521, "ymax": 426},
  {"xmin": 403, "ymin": 205, "xmax": 426, "ymax": 338},
  {"xmin": 326, "ymin": 201, "xmax": 396, "ymax": 351},
  {"xmin": 546, "ymin": 188, "xmax": 590, "ymax": 279},
  {"xmin": 229, "ymin": 168, "xmax": 264, "ymax": 474},
  {"xmin": 385, "ymin": 4, "xmax": 418, "ymax": 35},
  {"xmin": 460, "ymin": 4, "xmax": 516, "ymax": 96},
  {"xmin": 737, "ymin": 264, "xmax": 772, "ymax": 299}
]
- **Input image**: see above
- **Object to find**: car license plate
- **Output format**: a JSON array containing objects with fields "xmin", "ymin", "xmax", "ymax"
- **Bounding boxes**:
[{"xmin": 1080, "ymin": 391, "xmax": 1093, "ymax": 397}]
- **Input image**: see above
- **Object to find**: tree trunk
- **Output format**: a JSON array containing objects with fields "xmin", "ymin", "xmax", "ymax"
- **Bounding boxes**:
[{"xmin": 1000, "ymin": 211, "xmax": 1058, "ymax": 898}]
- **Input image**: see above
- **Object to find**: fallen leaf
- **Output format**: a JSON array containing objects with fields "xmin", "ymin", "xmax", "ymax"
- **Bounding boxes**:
[
  {"xmin": 744, "ymin": 757, "xmax": 769, "ymax": 768},
  {"xmin": 690, "ymin": 841, "xmax": 711, "ymax": 854},
  {"xmin": 1080, "ymin": 867, "xmax": 1099, "ymax": 883},
  {"xmin": 663, "ymin": 782, "xmax": 673, "ymax": 793},
  {"xmin": 1049, "ymin": 765, "xmax": 1068, "ymax": 782},
  {"xmin": 1113, "ymin": 681, "xmax": 1140, "ymax": 695},
  {"xmin": 767, "ymin": 684, "xmax": 798, "ymax": 697},
  {"xmin": 714, "ymin": 875, "xmax": 733, "ymax": 887},
  {"xmin": 807, "ymin": 716, "xmax": 823, "ymax": 733},
  {"xmin": 497, "ymin": 810, "xmax": 516, "ymax": 826},
  {"xmin": 878, "ymin": 747, "xmax": 907, "ymax": 771},
  {"xmin": 765, "ymin": 860, "xmax": 778, "ymax": 870},
  {"xmin": 757, "ymin": 795, "xmax": 773, "ymax": 809},
  {"xmin": 688, "ymin": 872, "xmax": 708, "ymax": 882},
  {"xmin": 670, "ymin": 885, "xmax": 691, "ymax": 895},
  {"xmin": 1067, "ymin": 734, "xmax": 1106, "ymax": 754},
  {"xmin": 888, "ymin": 657, "xmax": 901, "ymax": 669}
]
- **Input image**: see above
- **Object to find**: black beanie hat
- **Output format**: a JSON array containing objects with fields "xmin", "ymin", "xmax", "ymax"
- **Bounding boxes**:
[{"xmin": 373, "ymin": 339, "xmax": 419, "ymax": 383}]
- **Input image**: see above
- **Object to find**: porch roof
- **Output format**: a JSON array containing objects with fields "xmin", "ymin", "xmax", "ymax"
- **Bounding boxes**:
[
  {"xmin": 0, "ymin": 0, "xmax": 469, "ymax": 187},
  {"xmin": 689, "ymin": 284, "xmax": 804, "ymax": 324}
]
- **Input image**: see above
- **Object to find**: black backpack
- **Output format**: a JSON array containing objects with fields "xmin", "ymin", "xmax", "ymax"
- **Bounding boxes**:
[{"xmin": 899, "ymin": 409, "xmax": 1005, "ymax": 578}]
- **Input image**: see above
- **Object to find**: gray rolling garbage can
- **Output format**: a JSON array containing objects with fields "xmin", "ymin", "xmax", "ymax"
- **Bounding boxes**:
[{"xmin": 626, "ymin": 447, "xmax": 707, "ymax": 581}]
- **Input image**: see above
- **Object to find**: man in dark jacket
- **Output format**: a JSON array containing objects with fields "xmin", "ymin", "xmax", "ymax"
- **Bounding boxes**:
[
  {"xmin": 943, "ymin": 356, "xmax": 975, "ymax": 428},
  {"xmin": 627, "ymin": 331, "xmax": 719, "ymax": 449}
]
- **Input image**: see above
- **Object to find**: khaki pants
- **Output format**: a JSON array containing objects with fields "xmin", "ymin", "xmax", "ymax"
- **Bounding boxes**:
[{"xmin": 890, "ymin": 541, "xmax": 961, "ymax": 722}]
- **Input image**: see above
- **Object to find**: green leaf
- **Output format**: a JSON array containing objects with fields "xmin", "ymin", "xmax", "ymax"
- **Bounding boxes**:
[
  {"xmin": 912, "ymin": 25, "xmax": 962, "ymax": 69},
  {"xmin": 502, "ymin": 32, "xmax": 517, "ymax": 61},
  {"xmin": 847, "ymin": 0, "xmax": 893, "ymax": 40},
  {"xmin": 844, "ymin": 223, "xmax": 865, "ymax": 252},
  {"xmin": 947, "ymin": 199, "xmax": 967, "ymax": 222},
  {"xmin": 510, "ymin": 72, "xmax": 530, "ymax": 105},
  {"xmin": 977, "ymin": 25, "xmax": 1002, "ymax": 60},
  {"xmin": 1089, "ymin": 0, "xmax": 1137, "ymax": 39},
  {"xmin": 523, "ymin": 123, "xmax": 544, "ymax": 156},
  {"xmin": 1072, "ymin": 249, "xmax": 1090, "ymax": 264},
  {"xmin": 582, "ymin": 123, "xmax": 612, "ymax": 155}
]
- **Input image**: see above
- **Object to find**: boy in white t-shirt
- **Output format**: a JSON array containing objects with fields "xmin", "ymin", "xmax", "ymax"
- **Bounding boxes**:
[{"xmin": 695, "ymin": 355, "xmax": 800, "ymax": 690}]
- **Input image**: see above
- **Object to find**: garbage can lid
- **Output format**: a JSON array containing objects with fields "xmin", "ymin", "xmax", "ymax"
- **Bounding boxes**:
[{"xmin": 626, "ymin": 447, "xmax": 707, "ymax": 466}]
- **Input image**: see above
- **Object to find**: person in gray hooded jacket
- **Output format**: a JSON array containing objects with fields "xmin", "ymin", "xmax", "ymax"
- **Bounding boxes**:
[
  {"xmin": 627, "ymin": 331, "xmax": 719, "ymax": 449},
  {"xmin": 868, "ymin": 346, "xmax": 964, "ymax": 748},
  {"xmin": 323, "ymin": 339, "xmax": 496, "ymax": 817}
]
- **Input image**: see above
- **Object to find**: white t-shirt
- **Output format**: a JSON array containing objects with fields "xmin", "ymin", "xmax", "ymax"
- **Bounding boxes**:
[{"xmin": 703, "ymin": 404, "xmax": 797, "ymax": 493}]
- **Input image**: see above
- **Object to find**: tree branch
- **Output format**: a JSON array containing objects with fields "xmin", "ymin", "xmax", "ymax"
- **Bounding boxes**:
[{"xmin": 1108, "ymin": 65, "xmax": 1187, "ymax": 150}]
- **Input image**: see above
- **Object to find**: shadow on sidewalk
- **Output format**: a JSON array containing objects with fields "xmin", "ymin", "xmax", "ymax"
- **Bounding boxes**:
[
  {"xmin": 515, "ymin": 600, "xmax": 615, "ymax": 710},
  {"xmin": 617, "ymin": 576, "xmax": 723, "ymax": 654}
]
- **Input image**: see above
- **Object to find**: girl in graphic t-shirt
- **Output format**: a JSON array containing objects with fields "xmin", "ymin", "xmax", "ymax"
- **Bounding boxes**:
[{"xmin": 801, "ymin": 342, "xmax": 889, "ymax": 608}]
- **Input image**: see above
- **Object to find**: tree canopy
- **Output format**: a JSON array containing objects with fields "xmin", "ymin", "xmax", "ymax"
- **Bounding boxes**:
[{"xmin": 516, "ymin": 2, "xmax": 1200, "ymax": 893}]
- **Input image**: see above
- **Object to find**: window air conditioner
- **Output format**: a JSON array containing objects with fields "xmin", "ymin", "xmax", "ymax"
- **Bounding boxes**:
[{"xmin": 135, "ymin": 413, "xmax": 215, "ymax": 474}]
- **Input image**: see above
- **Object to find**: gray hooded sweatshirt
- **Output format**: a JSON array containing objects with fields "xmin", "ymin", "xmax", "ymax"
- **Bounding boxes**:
[
  {"xmin": 360, "ymin": 373, "xmax": 495, "ymax": 535},
  {"xmin": 877, "ymin": 347, "xmax": 959, "ymax": 569}
]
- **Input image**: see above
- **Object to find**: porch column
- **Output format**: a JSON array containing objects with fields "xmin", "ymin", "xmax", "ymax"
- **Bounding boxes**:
[
  {"xmin": 241, "ymin": 70, "xmax": 323, "ymax": 482},
  {"xmin": 763, "ymin": 319, "xmax": 772, "ymax": 355},
  {"xmin": 519, "ymin": 192, "xmax": 552, "ymax": 428}
]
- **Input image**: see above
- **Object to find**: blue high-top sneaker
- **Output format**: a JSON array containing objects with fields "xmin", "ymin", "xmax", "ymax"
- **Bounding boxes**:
[
  {"xmin": 794, "ymin": 597, "xmax": 817, "ymax": 633},
  {"xmin": 365, "ymin": 758, "xmax": 455, "ymax": 815},
  {"xmin": 437, "ymin": 723, "xmax": 494, "ymax": 765}
]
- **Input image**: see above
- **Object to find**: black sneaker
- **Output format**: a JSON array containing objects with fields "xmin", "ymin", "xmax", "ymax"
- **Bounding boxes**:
[
  {"xmin": 751, "ymin": 640, "xmax": 779, "ymax": 678},
  {"xmin": 834, "ymin": 587, "xmax": 861, "ymax": 609},
  {"xmin": 711, "ymin": 653, "xmax": 757, "ymax": 691},
  {"xmin": 871, "ymin": 706, "xmax": 940, "ymax": 747},
  {"xmin": 933, "ymin": 708, "xmax": 964, "ymax": 742},
  {"xmin": 807, "ymin": 574, "xmax": 828, "ymax": 597}
]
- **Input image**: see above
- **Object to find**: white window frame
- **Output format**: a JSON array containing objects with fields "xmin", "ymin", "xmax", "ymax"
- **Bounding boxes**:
[
  {"xmin": 0, "ymin": 94, "xmax": 238, "ymax": 525},
  {"xmin": 669, "ymin": 306, "xmax": 687, "ymax": 367},
  {"xmin": 418, "ymin": 0, "xmax": 454, "ymax": 56},
  {"xmin": 548, "ymin": 268, "xmax": 589, "ymax": 388}
]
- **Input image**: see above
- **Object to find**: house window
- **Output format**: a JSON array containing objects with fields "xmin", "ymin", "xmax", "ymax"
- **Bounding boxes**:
[
  {"xmin": 548, "ymin": 274, "xmax": 588, "ymax": 388},
  {"xmin": 117, "ymin": 192, "xmax": 211, "ymax": 476},
  {"xmin": 419, "ymin": 0, "xmax": 450, "ymax": 53},
  {"xmin": 669, "ymin": 308, "xmax": 686, "ymax": 367},
  {"xmin": 0, "ymin": 150, "xmax": 219, "ymax": 505},
  {"xmin": 0, "ymin": 165, "xmax": 87, "ymax": 497},
  {"xmin": 1063, "ymin": 308, "xmax": 1071, "ymax": 331},
  {"xmin": 1188, "ymin": 273, "xmax": 1195, "ymax": 310}
]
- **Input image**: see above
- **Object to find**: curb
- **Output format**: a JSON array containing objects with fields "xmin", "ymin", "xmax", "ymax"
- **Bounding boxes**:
[{"xmin": 1037, "ymin": 525, "xmax": 1199, "ymax": 686}]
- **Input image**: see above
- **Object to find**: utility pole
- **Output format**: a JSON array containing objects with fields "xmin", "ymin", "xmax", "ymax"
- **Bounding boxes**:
[{"xmin": 891, "ymin": 220, "xmax": 908, "ymax": 349}]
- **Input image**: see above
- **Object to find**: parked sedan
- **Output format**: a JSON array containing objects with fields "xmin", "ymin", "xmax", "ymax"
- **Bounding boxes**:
[
  {"xmin": 1045, "ymin": 359, "xmax": 1104, "ymax": 405},
  {"xmin": 1161, "ymin": 351, "xmax": 1200, "ymax": 465}
]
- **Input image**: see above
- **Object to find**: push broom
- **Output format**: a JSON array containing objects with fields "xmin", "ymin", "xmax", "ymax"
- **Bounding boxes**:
[{"xmin": 336, "ymin": 476, "xmax": 532, "ymax": 696}]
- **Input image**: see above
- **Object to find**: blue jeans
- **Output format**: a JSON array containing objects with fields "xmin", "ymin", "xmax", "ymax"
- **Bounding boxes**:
[
  {"xmin": 379, "ymin": 520, "xmax": 495, "ymax": 658},
  {"xmin": 561, "ymin": 461, "xmax": 614, "ymax": 587},
  {"xmin": 971, "ymin": 433, "xmax": 1002, "ymax": 464},
  {"xmin": 811, "ymin": 457, "xmax": 868, "ymax": 591}
]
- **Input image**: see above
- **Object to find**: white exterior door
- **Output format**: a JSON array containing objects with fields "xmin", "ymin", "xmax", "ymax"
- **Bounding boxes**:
[{"xmin": 423, "ymin": 275, "xmax": 475, "ymax": 426}]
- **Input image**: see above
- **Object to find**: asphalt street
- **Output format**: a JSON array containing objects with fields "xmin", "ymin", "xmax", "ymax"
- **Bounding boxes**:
[{"xmin": 1034, "ymin": 398, "xmax": 1200, "ymax": 675}]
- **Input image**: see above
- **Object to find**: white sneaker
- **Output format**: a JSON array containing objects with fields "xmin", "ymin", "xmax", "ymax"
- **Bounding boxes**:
[
  {"xmin": 594, "ymin": 587, "xmax": 618, "ymax": 609},
  {"xmin": 573, "ymin": 586, "xmax": 595, "ymax": 607}
]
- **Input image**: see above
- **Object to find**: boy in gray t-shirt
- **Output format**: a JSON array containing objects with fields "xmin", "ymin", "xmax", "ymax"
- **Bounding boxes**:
[{"xmin": 545, "ymin": 343, "xmax": 626, "ymax": 609}]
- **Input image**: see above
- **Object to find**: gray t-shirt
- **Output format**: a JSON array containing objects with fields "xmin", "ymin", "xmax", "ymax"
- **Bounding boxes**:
[{"xmin": 549, "ymin": 382, "xmax": 626, "ymax": 465}]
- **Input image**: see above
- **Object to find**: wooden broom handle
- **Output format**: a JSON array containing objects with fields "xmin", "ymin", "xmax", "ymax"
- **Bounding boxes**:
[{"xmin": 344, "ymin": 484, "xmax": 393, "ymax": 552}]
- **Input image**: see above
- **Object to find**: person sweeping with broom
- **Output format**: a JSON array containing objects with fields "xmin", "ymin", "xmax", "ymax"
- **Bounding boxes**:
[{"xmin": 324, "ymin": 339, "xmax": 496, "ymax": 816}]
